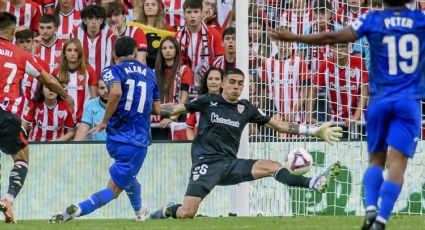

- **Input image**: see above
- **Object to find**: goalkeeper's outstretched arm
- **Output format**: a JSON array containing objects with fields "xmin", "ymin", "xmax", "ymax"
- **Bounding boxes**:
[
  {"xmin": 160, "ymin": 103, "xmax": 187, "ymax": 118},
  {"xmin": 265, "ymin": 119, "xmax": 343, "ymax": 145}
]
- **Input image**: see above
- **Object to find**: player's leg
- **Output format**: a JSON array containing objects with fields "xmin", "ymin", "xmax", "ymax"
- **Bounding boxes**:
[
  {"xmin": 251, "ymin": 159, "xmax": 340, "ymax": 192},
  {"xmin": 361, "ymin": 100, "xmax": 391, "ymax": 230},
  {"xmin": 372, "ymin": 99, "xmax": 421, "ymax": 229},
  {"xmin": 0, "ymin": 111, "xmax": 30, "ymax": 224},
  {"xmin": 150, "ymin": 160, "xmax": 223, "ymax": 219}
]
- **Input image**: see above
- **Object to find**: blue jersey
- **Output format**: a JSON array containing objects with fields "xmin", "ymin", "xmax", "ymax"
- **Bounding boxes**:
[
  {"xmin": 102, "ymin": 60, "xmax": 160, "ymax": 147},
  {"xmin": 351, "ymin": 9, "xmax": 425, "ymax": 102}
]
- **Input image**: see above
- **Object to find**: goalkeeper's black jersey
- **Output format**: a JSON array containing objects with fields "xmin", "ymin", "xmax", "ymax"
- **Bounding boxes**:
[{"xmin": 184, "ymin": 93, "xmax": 271, "ymax": 162}]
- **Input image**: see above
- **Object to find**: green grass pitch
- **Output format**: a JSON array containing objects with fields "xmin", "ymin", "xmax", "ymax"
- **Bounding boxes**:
[{"xmin": 2, "ymin": 216, "xmax": 424, "ymax": 230}]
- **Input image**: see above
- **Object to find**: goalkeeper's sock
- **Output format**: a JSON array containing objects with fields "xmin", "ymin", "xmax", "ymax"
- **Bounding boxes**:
[
  {"xmin": 274, "ymin": 167, "xmax": 310, "ymax": 188},
  {"xmin": 125, "ymin": 179, "xmax": 142, "ymax": 213},
  {"xmin": 78, "ymin": 188, "xmax": 114, "ymax": 216},
  {"xmin": 363, "ymin": 165, "xmax": 384, "ymax": 210},
  {"xmin": 167, "ymin": 204, "xmax": 182, "ymax": 219},
  {"xmin": 377, "ymin": 180, "xmax": 401, "ymax": 221}
]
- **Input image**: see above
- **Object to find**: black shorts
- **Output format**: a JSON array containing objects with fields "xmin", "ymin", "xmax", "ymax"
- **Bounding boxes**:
[
  {"xmin": 185, "ymin": 158, "xmax": 257, "ymax": 199},
  {"xmin": 0, "ymin": 109, "xmax": 28, "ymax": 155}
]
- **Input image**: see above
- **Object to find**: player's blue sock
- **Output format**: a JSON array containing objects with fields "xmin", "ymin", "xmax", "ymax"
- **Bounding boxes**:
[
  {"xmin": 78, "ymin": 188, "xmax": 114, "ymax": 216},
  {"xmin": 126, "ymin": 179, "xmax": 142, "ymax": 213},
  {"xmin": 378, "ymin": 180, "xmax": 402, "ymax": 221},
  {"xmin": 363, "ymin": 165, "xmax": 384, "ymax": 210}
]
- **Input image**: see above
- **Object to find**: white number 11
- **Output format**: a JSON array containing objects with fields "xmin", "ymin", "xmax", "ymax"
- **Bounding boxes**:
[{"xmin": 124, "ymin": 79, "xmax": 147, "ymax": 113}]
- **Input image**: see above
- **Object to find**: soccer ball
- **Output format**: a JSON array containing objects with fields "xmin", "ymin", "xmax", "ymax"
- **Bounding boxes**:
[{"xmin": 284, "ymin": 147, "xmax": 313, "ymax": 176}]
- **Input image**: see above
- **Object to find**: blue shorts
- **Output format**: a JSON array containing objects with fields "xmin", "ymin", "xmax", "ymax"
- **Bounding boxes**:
[
  {"xmin": 106, "ymin": 138, "xmax": 148, "ymax": 189},
  {"xmin": 366, "ymin": 99, "xmax": 421, "ymax": 158}
]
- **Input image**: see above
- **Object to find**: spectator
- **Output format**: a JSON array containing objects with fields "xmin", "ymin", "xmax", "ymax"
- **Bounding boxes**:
[
  {"xmin": 53, "ymin": 38, "xmax": 98, "ymax": 123},
  {"xmin": 133, "ymin": 0, "xmax": 173, "ymax": 68},
  {"xmin": 249, "ymin": 70, "xmax": 280, "ymax": 142},
  {"xmin": 311, "ymin": 43, "xmax": 369, "ymax": 128},
  {"xmin": 309, "ymin": 0, "xmax": 333, "ymax": 75},
  {"xmin": 73, "ymin": 0, "xmax": 97, "ymax": 12},
  {"xmin": 152, "ymin": 36, "xmax": 193, "ymax": 139},
  {"xmin": 186, "ymin": 67, "xmax": 223, "ymax": 140},
  {"xmin": 74, "ymin": 79, "xmax": 108, "ymax": 141},
  {"xmin": 5, "ymin": 0, "xmax": 42, "ymax": 33},
  {"xmin": 54, "ymin": 0, "xmax": 82, "ymax": 40},
  {"xmin": 161, "ymin": 0, "xmax": 186, "ymax": 31},
  {"xmin": 33, "ymin": 0, "xmax": 55, "ymax": 14},
  {"xmin": 176, "ymin": 0, "xmax": 224, "ymax": 94},
  {"xmin": 101, "ymin": 0, "xmax": 135, "ymax": 25},
  {"xmin": 14, "ymin": 29, "xmax": 50, "ymax": 119},
  {"xmin": 73, "ymin": 5, "xmax": 115, "ymax": 79},
  {"xmin": 264, "ymin": 38, "xmax": 310, "ymax": 123},
  {"xmin": 22, "ymin": 83, "xmax": 76, "ymax": 141},
  {"xmin": 34, "ymin": 14, "xmax": 66, "ymax": 72},
  {"xmin": 213, "ymin": 27, "xmax": 236, "ymax": 71},
  {"xmin": 105, "ymin": 1, "xmax": 148, "ymax": 64}
]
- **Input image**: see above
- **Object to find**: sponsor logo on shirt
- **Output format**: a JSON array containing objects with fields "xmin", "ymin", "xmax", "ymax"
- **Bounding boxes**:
[{"xmin": 211, "ymin": 112, "xmax": 240, "ymax": 128}]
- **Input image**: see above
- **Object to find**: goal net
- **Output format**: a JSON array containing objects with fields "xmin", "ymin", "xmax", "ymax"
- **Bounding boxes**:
[{"xmin": 246, "ymin": 0, "xmax": 425, "ymax": 216}]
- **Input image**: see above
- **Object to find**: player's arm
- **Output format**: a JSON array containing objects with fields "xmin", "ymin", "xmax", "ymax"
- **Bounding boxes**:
[
  {"xmin": 269, "ymin": 27, "xmax": 357, "ymax": 45},
  {"xmin": 265, "ymin": 119, "xmax": 343, "ymax": 145},
  {"xmin": 160, "ymin": 103, "xmax": 187, "ymax": 117},
  {"xmin": 73, "ymin": 123, "xmax": 91, "ymax": 141},
  {"xmin": 151, "ymin": 100, "xmax": 161, "ymax": 115},
  {"xmin": 38, "ymin": 71, "xmax": 74, "ymax": 112}
]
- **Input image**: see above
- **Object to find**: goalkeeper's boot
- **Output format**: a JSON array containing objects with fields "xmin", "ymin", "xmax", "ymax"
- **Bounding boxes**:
[
  {"xmin": 136, "ymin": 206, "xmax": 149, "ymax": 222},
  {"xmin": 370, "ymin": 220, "xmax": 385, "ymax": 230},
  {"xmin": 0, "ymin": 199, "xmax": 16, "ymax": 224},
  {"xmin": 48, "ymin": 204, "xmax": 79, "ymax": 224},
  {"xmin": 149, "ymin": 202, "xmax": 175, "ymax": 219},
  {"xmin": 312, "ymin": 161, "xmax": 341, "ymax": 193},
  {"xmin": 361, "ymin": 210, "xmax": 377, "ymax": 230}
]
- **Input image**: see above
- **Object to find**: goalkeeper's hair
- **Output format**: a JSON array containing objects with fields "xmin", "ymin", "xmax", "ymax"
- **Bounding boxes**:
[{"xmin": 224, "ymin": 68, "xmax": 245, "ymax": 79}]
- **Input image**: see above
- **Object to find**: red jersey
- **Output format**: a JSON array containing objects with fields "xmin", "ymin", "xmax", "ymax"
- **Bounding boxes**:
[
  {"xmin": 163, "ymin": 65, "xmax": 193, "ymax": 103},
  {"xmin": 162, "ymin": 0, "xmax": 185, "ymax": 29},
  {"xmin": 52, "ymin": 66, "xmax": 97, "ymax": 122},
  {"xmin": 120, "ymin": 25, "xmax": 148, "ymax": 52},
  {"xmin": 35, "ymin": 38, "xmax": 67, "ymax": 73},
  {"xmin": 0, "ymin": 39, "xmax": 44, "ymax": 115},
  {"xmin": 57, "ymin": 9, "xmax": 81, "ymax": 40},
  {"xmin": 213, "ymin": 55, "xmax": 236, "ymax": 71},
  {"xmin": 6, "ymin": 0, "xmax": 42, "ymax": 31},
  {"xmin": 264, "ymin": 56, "xmax": 309, "ymax": 118},
  {"xmin": 73, "ymin": 27, "xmax": 115, "ymax": 79},
  {"xmin": 23, "ymin": 100, "xmax": 76, "ymax": 141},
  {"xmin": 313, "ymin": 56, "xmax": 368, "ymax": 120},
  {"xmin": 16, "ymin": 57, "xmax": 49, "ymax": 119}
]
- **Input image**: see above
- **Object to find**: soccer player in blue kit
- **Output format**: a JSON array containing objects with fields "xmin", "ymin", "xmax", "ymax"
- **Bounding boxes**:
[
  {"xmin": 270, "ymin": 1, "xmax": 425, "ymax": 229},
  {"xmin": 49, "ymin": 36, "xmax": 160, "ymax": 223}
]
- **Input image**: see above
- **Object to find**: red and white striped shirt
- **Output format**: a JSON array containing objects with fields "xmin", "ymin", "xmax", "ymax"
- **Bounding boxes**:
[
  {"xmin": 52, "ymin": 66, "xmax": 97, "ymax": 122},
  {"xmin": 0, "ymin": 39, "xmax": 44, "ymax": 115},
  {"xmin": 313, "ymin": 56, "xmax": 368, "ymax": 120},
  {"xmin": 33, "ymin": 0, "xmax": 55, "ymax": 13},
  {"xmin": 73, "ymin": 27, "xmax": 115, "ymax": 79},
  {"xmin": 333, "ymin": 7, "xmax": 367, "ymax": 27},
  {"xmin": 74, "ymin": 0, "xmax": 96, "ymax": 11},
  {"xmin": 280, "ymin": 9, "xmax": 313, "ymax": 55},
  {"xmin": 120, "ymin": 25, "xmax": 148, "ymax": 52},
  {"xmin": 6, "ymin": 0, "xmax": 42, "ymax": 31},
  {"xmin": 57, "ymin": 9, "xmax": 82, "ymax": 40},
  {"xmin": 163, "ymin": 0, "xmax": 186, "ymax": 29},
  {"xmin": 264, "ymin": 56, "xmax": 309, "ymax": 116},
  {"xmin": 23, "ymin": 100, "xmax": 76, "ymax": 141},
  {"xmin": 16, "ymin": 57, "xmax": 50, "ymax": 119},
  {"xmin": 35, "ymin": 38, "xmax": 67, "ymax": 73}
]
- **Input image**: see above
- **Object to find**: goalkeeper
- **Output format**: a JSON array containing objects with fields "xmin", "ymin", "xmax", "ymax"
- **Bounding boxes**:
[{"xmin": 150, "ymin": 68, "xmax": 343, "ymax": 219}]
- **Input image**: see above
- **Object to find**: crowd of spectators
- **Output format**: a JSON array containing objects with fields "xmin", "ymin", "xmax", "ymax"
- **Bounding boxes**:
[{"xmin": 1, "ymin": 0, "xmax": 424, "ymax": 142}]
